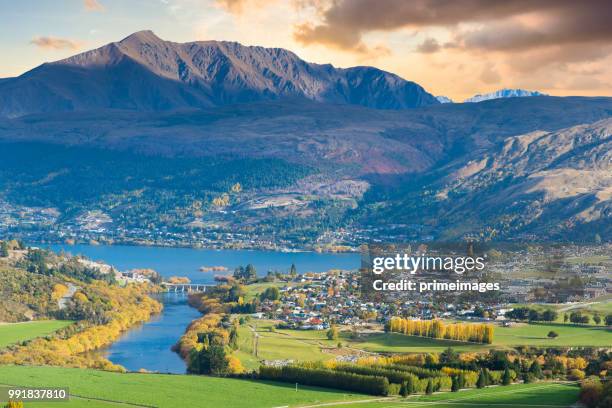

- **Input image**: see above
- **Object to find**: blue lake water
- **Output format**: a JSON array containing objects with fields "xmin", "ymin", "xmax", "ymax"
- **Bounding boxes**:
[
  {"xmin": 43, "ymin": 244, "xmax": 360, "ymax": 373},
  {"xmin": 47, "ymin": 244, "xmax": 360, "ymax": 284}
]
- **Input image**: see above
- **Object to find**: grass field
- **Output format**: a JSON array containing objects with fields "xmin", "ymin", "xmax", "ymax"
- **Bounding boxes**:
[
  {"xmin": 511, "ymin": 297, "xmax": 612, "ymax": 325},
  {"xmin": 236, "ymin": 319, "xmax": 334, "ymax": 368},
  {"xmin": 0, "ymin": 365, "xmax": 366, "ymax": 408},
  {"xmin": 0, "ymin": 366, "xmax": 579, "ymax": 408},
  {"xmin": 0, "ymin": 320, "xmax": 73, "ymax": 348},
  {"xmin": 234, "ymin": 318, "xmax": 611, "ymax": 361},
  {"xmin": 321, "ymin": 382, "xmax": 580, "ymax": 407}
]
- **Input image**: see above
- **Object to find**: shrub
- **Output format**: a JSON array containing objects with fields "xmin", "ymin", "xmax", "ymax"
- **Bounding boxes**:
[
  {"xmin": 568, "ymin": 369, "xmax": 586, "ymax": 381},
  {"xmin": 259, "ymin": 365, "xmax": 390, "ymax": 396}
]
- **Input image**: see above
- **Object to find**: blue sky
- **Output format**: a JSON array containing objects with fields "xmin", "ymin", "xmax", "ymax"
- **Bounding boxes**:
[{"xmin": 1, "ymin": 0, "xmax": 610, "ymax": 101}]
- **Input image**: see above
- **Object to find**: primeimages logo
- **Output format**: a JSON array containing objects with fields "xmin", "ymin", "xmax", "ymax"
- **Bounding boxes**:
[{"xmin": 372, "ymin": 254, "xmax": 486, "ymax": 275}]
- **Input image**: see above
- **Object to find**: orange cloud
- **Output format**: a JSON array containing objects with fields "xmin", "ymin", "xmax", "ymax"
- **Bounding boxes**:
[
  {"xmin": 30, "ymin": 37, "xmax": 82, "ymax": 50},
  {"xmin": 84, "ymin": 0, "xmax": 104, "ymax": 12}
]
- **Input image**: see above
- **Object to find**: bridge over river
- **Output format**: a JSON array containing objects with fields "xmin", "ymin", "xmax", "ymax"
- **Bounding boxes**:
[{"xmin": 161, "ymin": 283, "xmax": 208, "ymax": 293}]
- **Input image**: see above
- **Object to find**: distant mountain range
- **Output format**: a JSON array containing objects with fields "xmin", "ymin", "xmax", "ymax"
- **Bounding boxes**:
[
  {"xmin": 464, "ymin": 88, "xmax": 546, "ymax": 103},
  {"xmin": 436, "ymin": 95, "xmax": 453, "ymax": 104},
  {"xmin": 0, "ymin": 30, "xmax": 439, "ymax": 118},
  {"xmin": 0, "ymin": 31, "xmax": 609, "ymax": 243}
]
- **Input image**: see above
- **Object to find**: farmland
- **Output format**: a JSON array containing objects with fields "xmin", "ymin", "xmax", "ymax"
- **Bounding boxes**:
[
  {"xmin": 0, "ymin": 320, "xmax": 73, "ymax": 348},
  {"xmin": 233, "ymin": 318, "xmax": 611, "ymax": 363},
  {"xmin": 0, "ymin": 365, "xmax": 580, "ymax": 408},
  {"xmin": 0, "ymin": 365, "xmax": 366, "ymax": 408}
]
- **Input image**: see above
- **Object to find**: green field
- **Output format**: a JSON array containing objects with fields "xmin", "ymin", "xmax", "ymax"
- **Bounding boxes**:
[
  {"xmin": 0, "ymin": 320, "xmax": 73, "ymax": 348},
  {"xmin": 236, "ymin": 319, "xmax": 334, "ymax": 368},
  {"xmin": 234, "ymin": 318, "xmax": 611, "ymax": 361},
  {"xmin": 322, "ymin": 382, "xmax": 580, "ymax": 407},
  {"xmin": 0, "ymin": 366, "xmax": 579, "ymax": 408},
  {"xmin": 0, "ymin": 365, "xmax": 366, "ymax": 408},
  {"xmin": 511, "ymin": 297, "xmax": 612, "ymax": 325}
]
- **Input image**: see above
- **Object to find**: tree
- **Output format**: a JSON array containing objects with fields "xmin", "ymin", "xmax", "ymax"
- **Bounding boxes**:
[
  {"xmin": 477, "ymin": 369, "xmax": 487, "ymax": 388},
  {"xmin": 529, "ymin": 361, "xmax": 543, "ymax": 379},
  {"xmin": 547, "ymin": 330, "xmax": 559, "ymax": 339},
  {"xmin": 593, "ymin": 314, "xmax": 601, "ymax": 325},
  {"xmin": 606, "ymin": 314, "xmax": 612, "ymax": 326},
  {"xmin": 425, "ymin": 378, "xmax": 434, "ymax": 395},
  {"xmin": 0, "ymin": 241, "xmax": 8, "ymax": 258},
  {"xmin": 260, "ymin": 286, "xmax": 280, "ymax": 301},
  {"xmin": 451, "ymin": 375, "xmax": 460, "ymax": 392},
  {"xmin": 502, "ymin": 367, "xmax": 512, "ymax": 385},
  {"xmin": 563, "ymin": 313, "xmax": 569, "ymax": 323},
  {"xmin": 458, "ymin": 372, "xmax": 466, "ymax": 389},
  {"xmin": 400, "ymin": 381, "xmax": 410, "ymax": 397},
  {"xmin": 197, "ymin": 345, "xmax": 229, "ymax": 376},
  {"xmin": 233, "ymin": 266, "xmax": 245, "ymax": 280},
  {"xmin": 440, "ymin": 347, "xmax": 459, "ymax": 365},
  {"xmin": 245, "ymin": 264, "xmax": 257, "ymax": 281},
  {"xmin": 229, "ymin": 325, "xmax": 239, "ymax": 350},
  {"xmin": 290, "ymin": 263, "xmax": 297, "ymax": 278},
  {"xmin": 327, "ymin": 325, "xmax": 339, "ymax": 340}
]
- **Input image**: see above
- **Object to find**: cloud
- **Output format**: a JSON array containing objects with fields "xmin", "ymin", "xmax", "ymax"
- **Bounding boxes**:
[
  {"xmin": 293, "ymin": 0, "xmax": 612, "ymax": 61},
  {"xmin": 416, "ymin": 38, "xmax": 440, "ymax": 54},
  {"xmin": 84, "ymin": 0, "xmax": 104, "ymax": 11},
  {"xmin": 215, "ymin": 0, "xmax": 278, "ymax": 14},
  {"xmin": 30, "ymin": 37, "xmax": 82, "ymax": 50},
  {"xmin": 479, "ymin": 63, "xmax": 500, "ymax": 84}
]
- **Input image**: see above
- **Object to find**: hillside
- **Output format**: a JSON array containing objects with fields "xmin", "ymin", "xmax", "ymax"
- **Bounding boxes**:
[
  {"xmin": 360, "ymin": 119, "xmax": 612, "ymax": 240},
  {"xmin": 0, "ymin": 30, "xmax": 438, "ymax": 118}
]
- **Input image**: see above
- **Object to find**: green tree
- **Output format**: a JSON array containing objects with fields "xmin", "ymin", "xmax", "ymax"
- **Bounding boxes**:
[
  {"xmin": 399, "ymin": 381, "xmax": 409, "ymax": 397},
  {"xmin": 529, "ymin": 361, "xmax": 543, "ymax": 379},
  {"xmin": 229, "ymin": 325, "xmax": 239, "ymax": 350},
  {"xmin": 606, "ymin": 314, "xmax": 612, "ymax": 326},
  {"xmin": 290, "ymin": 263, "xmax": 297, "ymax": 278},
  {"xmin": 440, "ymin": 347, "xmax": 459, "ymax": 365},
  {"xmin": 502, "ymin": 367, "xmax": 512, "ymax": 385},
  {"xmin": 451, "ymin": 375, "xmax": 460, "ymax": 392},
  {"xmin": 260, "ymin": 286, "xmax": 280, "ymax": 301},
  {"xmin": 245, "ymin": 264, "xmax": 257, "ymax": 281},
  {"xmin": 0, "ymin": 241, "xmax": 8, "ymax": 258},
  {"xmin": 593, "ymin": 314, "xmax": 601, "ymax": 325},
  {"xmin": 477, "ymin": 370, "xmax": 487, "ymax": 388},
  {"xmin": 458, "ymin": 372, "xmax": 466, "ymax": 389},
  {"xmin": 425, "ymin": 378, "xmax": 434, "ymax": 395},
  {"xmin": 196, "ymin": 345, "xmax": 229, "ymax": 376},
  {"xmin": 547, "ymin": 330, "xmax": 559, "ymax": 339},
  {"xmin": 327, "ymin": 325, "xmax": 339, "ymax": 340}
]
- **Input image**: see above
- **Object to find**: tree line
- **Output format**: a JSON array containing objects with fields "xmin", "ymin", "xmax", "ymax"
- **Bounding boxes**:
[{"xmin": 387, "ymin": 318, "xmax": 494, "ymax": 344}]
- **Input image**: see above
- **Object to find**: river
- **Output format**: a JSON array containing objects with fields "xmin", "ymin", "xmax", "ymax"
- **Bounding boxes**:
[{"xmin": 44, "ymin": 244, "xmax": 360, "ymax": 373}]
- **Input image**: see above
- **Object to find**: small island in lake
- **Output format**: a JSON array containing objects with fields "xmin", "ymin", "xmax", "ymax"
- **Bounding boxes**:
[{"xmin": 199, "ymin": 266, "xmax": 228, "ymax": 273}]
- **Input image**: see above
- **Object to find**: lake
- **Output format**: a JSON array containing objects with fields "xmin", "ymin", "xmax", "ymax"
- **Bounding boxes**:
[
  {"xmin": 44, "ymin": 244, "xmax": 360, "ymax": 373},
  {"xmin": 47, "ymin": 244, "xmax": 360, "ymax": 284}
]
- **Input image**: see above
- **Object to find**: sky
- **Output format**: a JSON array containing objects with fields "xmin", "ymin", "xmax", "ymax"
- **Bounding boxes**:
[{"xmin": 1, "ymin": 0, "xmax": 611, "ymax": 101}]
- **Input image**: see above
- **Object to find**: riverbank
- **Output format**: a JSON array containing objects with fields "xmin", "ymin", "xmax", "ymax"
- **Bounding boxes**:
[{"xmin": 0, "ymin": 283, "xmax": 162, "ymax": 372}]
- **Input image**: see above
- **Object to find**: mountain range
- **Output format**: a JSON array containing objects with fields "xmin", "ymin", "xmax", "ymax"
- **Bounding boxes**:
[
  {"xmin": 464, "ymin": 88, "xmax": 546, "ymax": 103},
  {"xmin": 0, "ymin": 30, "xmax": 438, "ymax": 118},
  {"xmin": 0, "ymin": 31, "xmax": 609, "ymax": 243}
]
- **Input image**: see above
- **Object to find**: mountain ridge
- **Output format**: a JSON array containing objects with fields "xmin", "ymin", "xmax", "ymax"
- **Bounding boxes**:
[
  {"xmin": 464, "ymin": 88, "xmax": 546, "ymax": 103},
  {"xmin": 0, "ymin": 30, "xmax": 438, "ymax": 118}
]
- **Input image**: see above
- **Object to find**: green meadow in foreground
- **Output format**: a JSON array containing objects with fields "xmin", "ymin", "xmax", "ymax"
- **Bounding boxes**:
[
  {"xmin": 0, "ymin": 320, "xmax": 73, "ymax": 348},
  {"xmin": 0, "ymin": 366, "xmax": 579, "ymax": 408},
  {"xmin": 321, "ymin": 382, "xmax": 580, "ymax": 407},
  {"xmin": 0, "ymin": 365, "xmax": 365, "ymax": 408}
]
